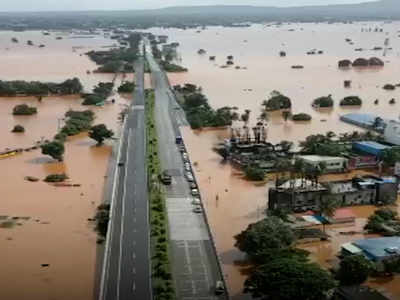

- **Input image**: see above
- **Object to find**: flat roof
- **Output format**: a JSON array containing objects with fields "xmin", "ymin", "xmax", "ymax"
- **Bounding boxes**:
[
  {"xmin": 342, "ymin": 242, "xmax": 363, "ymax": 254},
  {"xmin": 299, "ymin": 155, "xmax": 346, "ymax": 162},
  {"xmin": 353, "ymin": 237, "xmax": 400, "ymax": 260},
  {"xmin": 353, "ymin": 141, "xmax": 390, "ymax": 151}
]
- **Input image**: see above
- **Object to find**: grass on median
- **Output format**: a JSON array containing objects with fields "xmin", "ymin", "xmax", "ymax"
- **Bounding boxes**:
[{"xmin": 146, "ymin": 89, "xmax": 176, "ymax": 300}]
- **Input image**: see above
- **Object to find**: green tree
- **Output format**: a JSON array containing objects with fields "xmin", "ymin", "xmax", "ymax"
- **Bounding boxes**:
[
  {"xmin": 382, "ymin": 148, "xmax": 400, "ymax": 167},
  {"xmin": 234, "ymin": 217, "xmax": 295, "ymax": 261},
  {"xmin": 244, "ymin": 165, "xmax": 265, "ymax": 181},
  {"xmin": 282, "ymin": 110, "xmax": 291, "ymax": 121},
  {"xmin": 89, "ymin": 124, "xmax": 114, "ymax": 145},
  {"xmin": 244, "ymin": 258, "xmax": 336, "ymax": 300},
  {"xmin": 11, "ymin": 125, "xmax": 25, "ymax": 133},
  {"xmin": 337, "ymin": 255, "xmax": 373, "ymax": 285},
  {"xmin": 41, "ymin": 141, "xmax": 65, "ymax": 161}
]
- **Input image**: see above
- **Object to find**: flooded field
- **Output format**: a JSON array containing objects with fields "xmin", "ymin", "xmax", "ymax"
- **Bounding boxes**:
[
  {"xmin": 0, "ymin": 31, "xmax": 130, "ymax": 300},
  {"xmin": 151, "ymin": 22, "xmax": 400, "ymax": 298}
]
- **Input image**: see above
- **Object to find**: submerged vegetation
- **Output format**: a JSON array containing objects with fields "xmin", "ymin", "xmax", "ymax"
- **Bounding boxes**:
[
  {"xmin": 117, "ymin": 81, "xmax": 135, "ymax": 93},
  {"xmin": 0, "ymin": 78, "xmax": 83, "ymax": 96},
  {"xmin": 82, "ymin": 82, "xmax": 114, "ymax": 105},
  {"xmin": 263, "ymin": 91, "xmax": 292, "ymax": 111},
  {"xmin": 13, "ymin": 104, "xmax": 37, "ymax": 115},
  {"xmin": 340, "ymin": 96, "xmax": 362, "ymax": 106},
  {"xmin": 86, "ymin": 32, "xmax": 141, "ymax": 73},
  {"xmin": 312, "ymin": 95, "xmax": 334, "ymax": 108},
  {"xmin": 44, "ymin": 173, "xmax": 69, "ymax": 183}
]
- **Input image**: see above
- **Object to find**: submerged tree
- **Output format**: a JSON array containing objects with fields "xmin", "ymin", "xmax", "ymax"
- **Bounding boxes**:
[
  {"xmin": 89, "ymin": 124, "xmax": 114, "ymax": 145},
  {"xmin": 41, "ymin": 140, "xmax": 65, "ymax": 161}
]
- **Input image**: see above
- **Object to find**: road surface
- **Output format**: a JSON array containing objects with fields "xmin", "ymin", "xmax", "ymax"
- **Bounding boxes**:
[
  {"xmin": 100, "ymin": 56, "xmax": 152, "ymax": 300},
  {"xmin": 146, "ymin": 46, "xmax": 228, "ymax": 300}
]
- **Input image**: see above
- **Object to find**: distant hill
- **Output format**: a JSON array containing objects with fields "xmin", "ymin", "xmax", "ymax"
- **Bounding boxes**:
[{"xmin": 0, "ymin": 0, "xmax": 399, "ymax": 30}]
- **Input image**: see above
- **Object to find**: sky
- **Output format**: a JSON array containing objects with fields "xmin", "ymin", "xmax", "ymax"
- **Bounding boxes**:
[{"xmin": 0, "ymin": 0, "xmax": 375, "ymax": 12}]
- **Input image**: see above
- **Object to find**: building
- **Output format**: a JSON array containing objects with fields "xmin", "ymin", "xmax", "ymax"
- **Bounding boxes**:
[
  {"xmin": 268, "ymin": 176, "xmax": 398, "ymax": 213},
  {"xmin": 342, "ymin": 237, "xmax": 400, "ymax": 262},
  {"xmin": 298, "ymin": 155, "xmax": 348, "ymax": 173},
  {"xmin": 340, "ymin": 113, "xmax": 386, "ymax": 133},
  {"xmin": 384, "ymin": 120, "xmax": 400, "ymax": 146},
  {"xmin": 327, "ymin": 208, "xmax": 356, "ymax": 224},
  {"xmin": 268, "ymin": 179, "xmax": 328, "ymax": 213},
  {"xmin": 352, "ymin": 141, "xmax": 390, "ymax": 158}
]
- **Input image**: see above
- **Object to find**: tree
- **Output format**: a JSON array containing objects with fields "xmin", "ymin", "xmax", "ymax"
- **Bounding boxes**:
[
  {"xmin": 263, "ymin": 91, "xmax": 291, "ymax": 111},
  {"xmin": 282, "ymin": 110, "xmax": 291, "ymax": 121},
  {"xmin": 89, "ymin": 124, "xmax": 114, "ymax": 145},
  {"xmin": 244, "ymin": 258, "xmax": 336, "ymax": 300},
  {"xmin": 382, "ymin": 148, "xmax": 400, "ymax": 167},
  {"xmin": 11, "ymin": 125, "xmax": 25, "ymax": 133},
  {"xmin": 244, "ymin": 165, "xmax": 265, "ymax": 181},
  {"xmin": 234, "ymin": 217, "xmax": 295, "ymax": 261},
  {"xmin": 41, "ymin": 141, "xmax": 65, "ymax": 161},
  {"xmin": 337, "ymin": 255, "xmax": 373, "ymax": 285},
  {"xmin": 13, "ymin": 104, "xmax": 37, "ymax": 115},
  {"xmin": 318, "ymin": 197, "xmax": 339, "ymax": 233}
]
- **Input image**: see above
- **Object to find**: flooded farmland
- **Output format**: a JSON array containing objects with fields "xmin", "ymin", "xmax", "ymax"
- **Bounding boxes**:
[
  {"xmin": 0, "ymin": 31, "xmax": 130, "ymax": 300},
  {"xmin": 149, "ymin": 22, "xmax": 400, "ymax": 298}
]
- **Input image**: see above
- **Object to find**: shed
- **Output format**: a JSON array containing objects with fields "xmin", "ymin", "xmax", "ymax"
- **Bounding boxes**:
[{"xmin": 352, "ymin": 141, "xmax": 390, "ymax": 157}]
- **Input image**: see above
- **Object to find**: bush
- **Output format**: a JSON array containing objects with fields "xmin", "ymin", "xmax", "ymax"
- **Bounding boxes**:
[
  {"xmin": 313, "ymin": 95, "xmax": 333, "ymax": 108},
  {"xmin": 244, "ymin": 166, "xmax": 265, "ymax": 181},
  {"xmin": 11, "ymin": 124, "xmax": 25, "ymax": 132},
  {"xmin": 44, "ymin": 173, "xmax": 68, "ymax": 182},
  {"xmin": 13, "ymin": 104, "xmax": 37, "ymax": 115},
  {"xmin": 337, "ymin": 255, "xmax": 373, "ymax": 285},
  {"xmin": 264, "ymin": 91, "xmax": 292, "ymax": 111},
  {"xmin": 118, "ymin": 81, "xmax": 135, "ymax": 93},
  {"xmin": 383, "ymin": 84, "xmax": 396, "ymax": 90},
  {"xmin": 292, "ymin": 113, "xmax": 312, "ymax": 121},
  {"xmin": 340, "ymin": 96, "xmax": 362, "ymax": 106}
]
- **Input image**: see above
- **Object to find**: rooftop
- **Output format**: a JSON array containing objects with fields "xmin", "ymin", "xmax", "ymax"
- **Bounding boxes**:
[
  {"xmin": 353, "ymin": 141, "xmax": 390, "ymax": 151},
  {"xmin": 278, "ymin": 179, "xmax": 327, "ymax": 192},
  {"xmin": 299, "ymin": 155, "xmax": 346, "ymax": 162},
  {"xmin": 353, "ymin": 237, "xmax": 400, "ymax": 261}
]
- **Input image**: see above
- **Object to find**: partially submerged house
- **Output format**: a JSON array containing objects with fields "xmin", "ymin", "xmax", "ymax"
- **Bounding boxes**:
[{"xmin": 268, "ymin": 176, "xmax": 398, "ymax": 213}]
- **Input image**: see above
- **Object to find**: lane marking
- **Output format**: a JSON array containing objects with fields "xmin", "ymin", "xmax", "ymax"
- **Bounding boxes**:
[{"xmin": 116, "ymin": 128, "xmax": 133, "ymax": 300}]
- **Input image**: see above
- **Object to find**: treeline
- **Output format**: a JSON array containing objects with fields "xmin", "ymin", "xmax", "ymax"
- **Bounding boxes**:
[
  {"xmin": 174, "ymin": 83, "xmax": 238, "ymax": 129},
  {"xmin": 86, "ymin": 32, "xmax": 141, "ymax": 73},
  {"xmin": 0, "ymin": 78, "xmax": 83, "ymax": 96}
]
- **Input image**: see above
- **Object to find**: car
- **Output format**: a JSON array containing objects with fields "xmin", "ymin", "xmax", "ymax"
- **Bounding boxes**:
[
  {"xmin": 185, "ymin": 164, "xmax": 191, "ymax": 171},
  {"xmin": 185, "ymin": 172, "xmax": 194, "ymax": 182},
  {"xmin": 159, "ymin": 170, "xmax": 172, "ymax": 185},
  {"xmin": 189, "ymin": 182, "xmax": 197, "ymax": 189},
  {"xmin": 191, "ymin": 189, "xmax": 199, "ymax": 196},
  {"xmin": 117, "ymin": 162, "xmax": 125, "ymax": 167},
  {"xmin": 182, "ymin": 152, "xmax": 188, "ymax": 160},
  {"xmin": 179, "ymin": 145, "xmax": 186, "ymax": 152},
  {"xmin": 191, "ymin": 198, "xmax": 201, "ymax": 205},
  {"xmin": 215, "ymin": 281, "xmax": 225, "ymax": 295},
  {"xmin": 193, "ymin": 206, "xmax": 202, "ymax": 213}
]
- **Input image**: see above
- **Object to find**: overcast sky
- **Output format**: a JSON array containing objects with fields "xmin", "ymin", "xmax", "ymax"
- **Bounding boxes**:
[{"xmin": 0, "ymin": 0, "xmax": 374, "ymax": 11}]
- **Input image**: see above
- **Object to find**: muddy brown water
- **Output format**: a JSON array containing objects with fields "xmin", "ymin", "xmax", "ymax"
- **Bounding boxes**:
[
  {"xmin": 0, "ymin": 31, "xmax": 135, "ymax": 300},
  {"xmin": 152, "ymin": 22, "xmax": 400, "ymax": 298}
]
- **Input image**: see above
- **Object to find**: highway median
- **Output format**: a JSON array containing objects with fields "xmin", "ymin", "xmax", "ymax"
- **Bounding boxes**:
[{"xmin": 145, "ymin": 89, "xmax": 176, "ymax": 300}]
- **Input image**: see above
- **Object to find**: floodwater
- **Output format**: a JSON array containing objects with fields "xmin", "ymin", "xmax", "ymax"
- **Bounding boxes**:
[
  {"xmin": 150, "ymin": 22, "xmax": 400, "ymax": 298},
  {"xmin": 0, "ymin": 31, "xmax": 131, "ymax": 300}
]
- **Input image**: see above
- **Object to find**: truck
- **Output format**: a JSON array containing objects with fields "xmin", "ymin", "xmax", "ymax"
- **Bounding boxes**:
[{"xmin": 175, "ymin": 136, "xmax": 183, "ymax": 144}]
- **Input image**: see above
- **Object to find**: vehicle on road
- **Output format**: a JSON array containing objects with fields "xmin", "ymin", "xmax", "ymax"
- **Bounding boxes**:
[
  {"xmin": 118, "ymin": 162, "xmax": 125, "ymax": 167},
  {"xmin": 191, "ymin": 198, "xmax": 201, "ymax": 205},
  {"xmin": 179, "ymin": 145, "xmax": 186, "ymax": 152},
  {"xmin": 175, "ymin": 136, "xmax": 183, "ymax": 144},
  {"xmin": 159, "ymin": 170, "xmax": 172, "ymax": 185},
  {"xmin": 215, "ymin": 281, "xmax": 225, "ymax": 295},
  {"xmin": 193, "ymin": 206, "xmax": 202, "ymax": 213},
  {"xmin": 186, "ymin": 173, "xmax": 194, "ymax": 182},
  {"xmin": 189, "ymin": 182, "xmax": 197, "ymax": 189},
  {"xmin": 191, "ymin": 189, "xmax": 199, "ymax": 196},
  {"xmin": 185, "ymin": 164, "xmax": 191, "ymax": 171},
  {"xmin": 182, "ymin": 152, "xmax": 189, "ymax": 162}
]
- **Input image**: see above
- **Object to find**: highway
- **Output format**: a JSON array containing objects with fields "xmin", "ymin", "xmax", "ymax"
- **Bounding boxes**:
[
  {"xmin": 146, "ymin": 46, "xmax": 228, "ymax": 300},
  {"xmin": 99, "ymin": 56, "xmax": 152, "ymax": 300}
]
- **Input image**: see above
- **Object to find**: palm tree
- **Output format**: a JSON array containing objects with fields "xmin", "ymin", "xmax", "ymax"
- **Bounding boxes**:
[{"xmin": 318, "ymin": 197, "xmax": 339, "ymax": 234}]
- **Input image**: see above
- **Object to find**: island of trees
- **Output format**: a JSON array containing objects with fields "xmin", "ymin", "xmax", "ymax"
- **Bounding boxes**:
[
  {"xmin": 263, "ymin": 91, "xmax": 292, "ymax": 111},
  {"xmin": 86, "ymin": 32, "xmax": 141, "ymax": 73},
  {"xmin": 174, "ymin": 83, "xmax": 238, "ymax": 129},
  {"xmin": 340, "ymin": 96, "xmax": 362, "ymax": 106},
  {"xmin": 312, "ymin": 95, "xmax": 334, "ymax": 108},
  {"xmin": 13, "ymin": 104, "xmax": 37, "ymax": 115},
  {"xmin": 0, "ymin": 78, "xmax": 83, "ymax": 96},
  {"xmin": 118, "ymin": 81, "xmax": 135, "ymax": 93},
  {"xmin": 82, "ymin": 82, "xmax": 114, "ymax": 105}
]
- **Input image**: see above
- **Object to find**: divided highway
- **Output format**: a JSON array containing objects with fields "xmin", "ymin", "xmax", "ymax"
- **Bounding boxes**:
[{"xmin": 99, "ymin": 56, "xmax": 152, "ymax": 300}]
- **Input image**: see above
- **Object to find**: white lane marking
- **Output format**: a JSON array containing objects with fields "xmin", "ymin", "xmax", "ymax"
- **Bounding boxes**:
[
  {"xmin": 133, "ymin": 282, "xmax": 136, "ymax": 291},
  {"xmin": 133, "ymin": 252, "xmax": 136, "ymax": 259},
  {"xmin": 99, "ymin": 117, "xmax": 127, "ymax": 300},
  {"xmin": 116, "ymin": 129, "xmax": 132, "ymax": 300},
  {"xmin": 133, "ymin": 267, "xmax": 136, "ymax": 273}
]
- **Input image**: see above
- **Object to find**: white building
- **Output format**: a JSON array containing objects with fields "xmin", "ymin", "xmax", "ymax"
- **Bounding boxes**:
[
  {"xmin": 298, "ymin": 155, "xmax": 348, "ymax": 172},
  {"xmin": 384, "ymin": 120, "xmax": 400, "ymax": 146}
]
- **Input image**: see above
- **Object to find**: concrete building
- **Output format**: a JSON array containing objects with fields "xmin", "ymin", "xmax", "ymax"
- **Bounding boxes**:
[
  {"xmin": 384, "ymin": 120, "xmax": 400, "ymax": 146},
  {"xmin": 268, "ymin": 176, "xmax": 398, "ymax": 213},
  {"xmin": 298, "ymin": 155, "xmax": 348, "ymax": 173},
  {"xmin": 352, "ymin": 141, "xmax": 390, "ymax": 158},
  {"xmin": 342, "ymin": 237, "xmax": 400, "ymax": 262}
]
